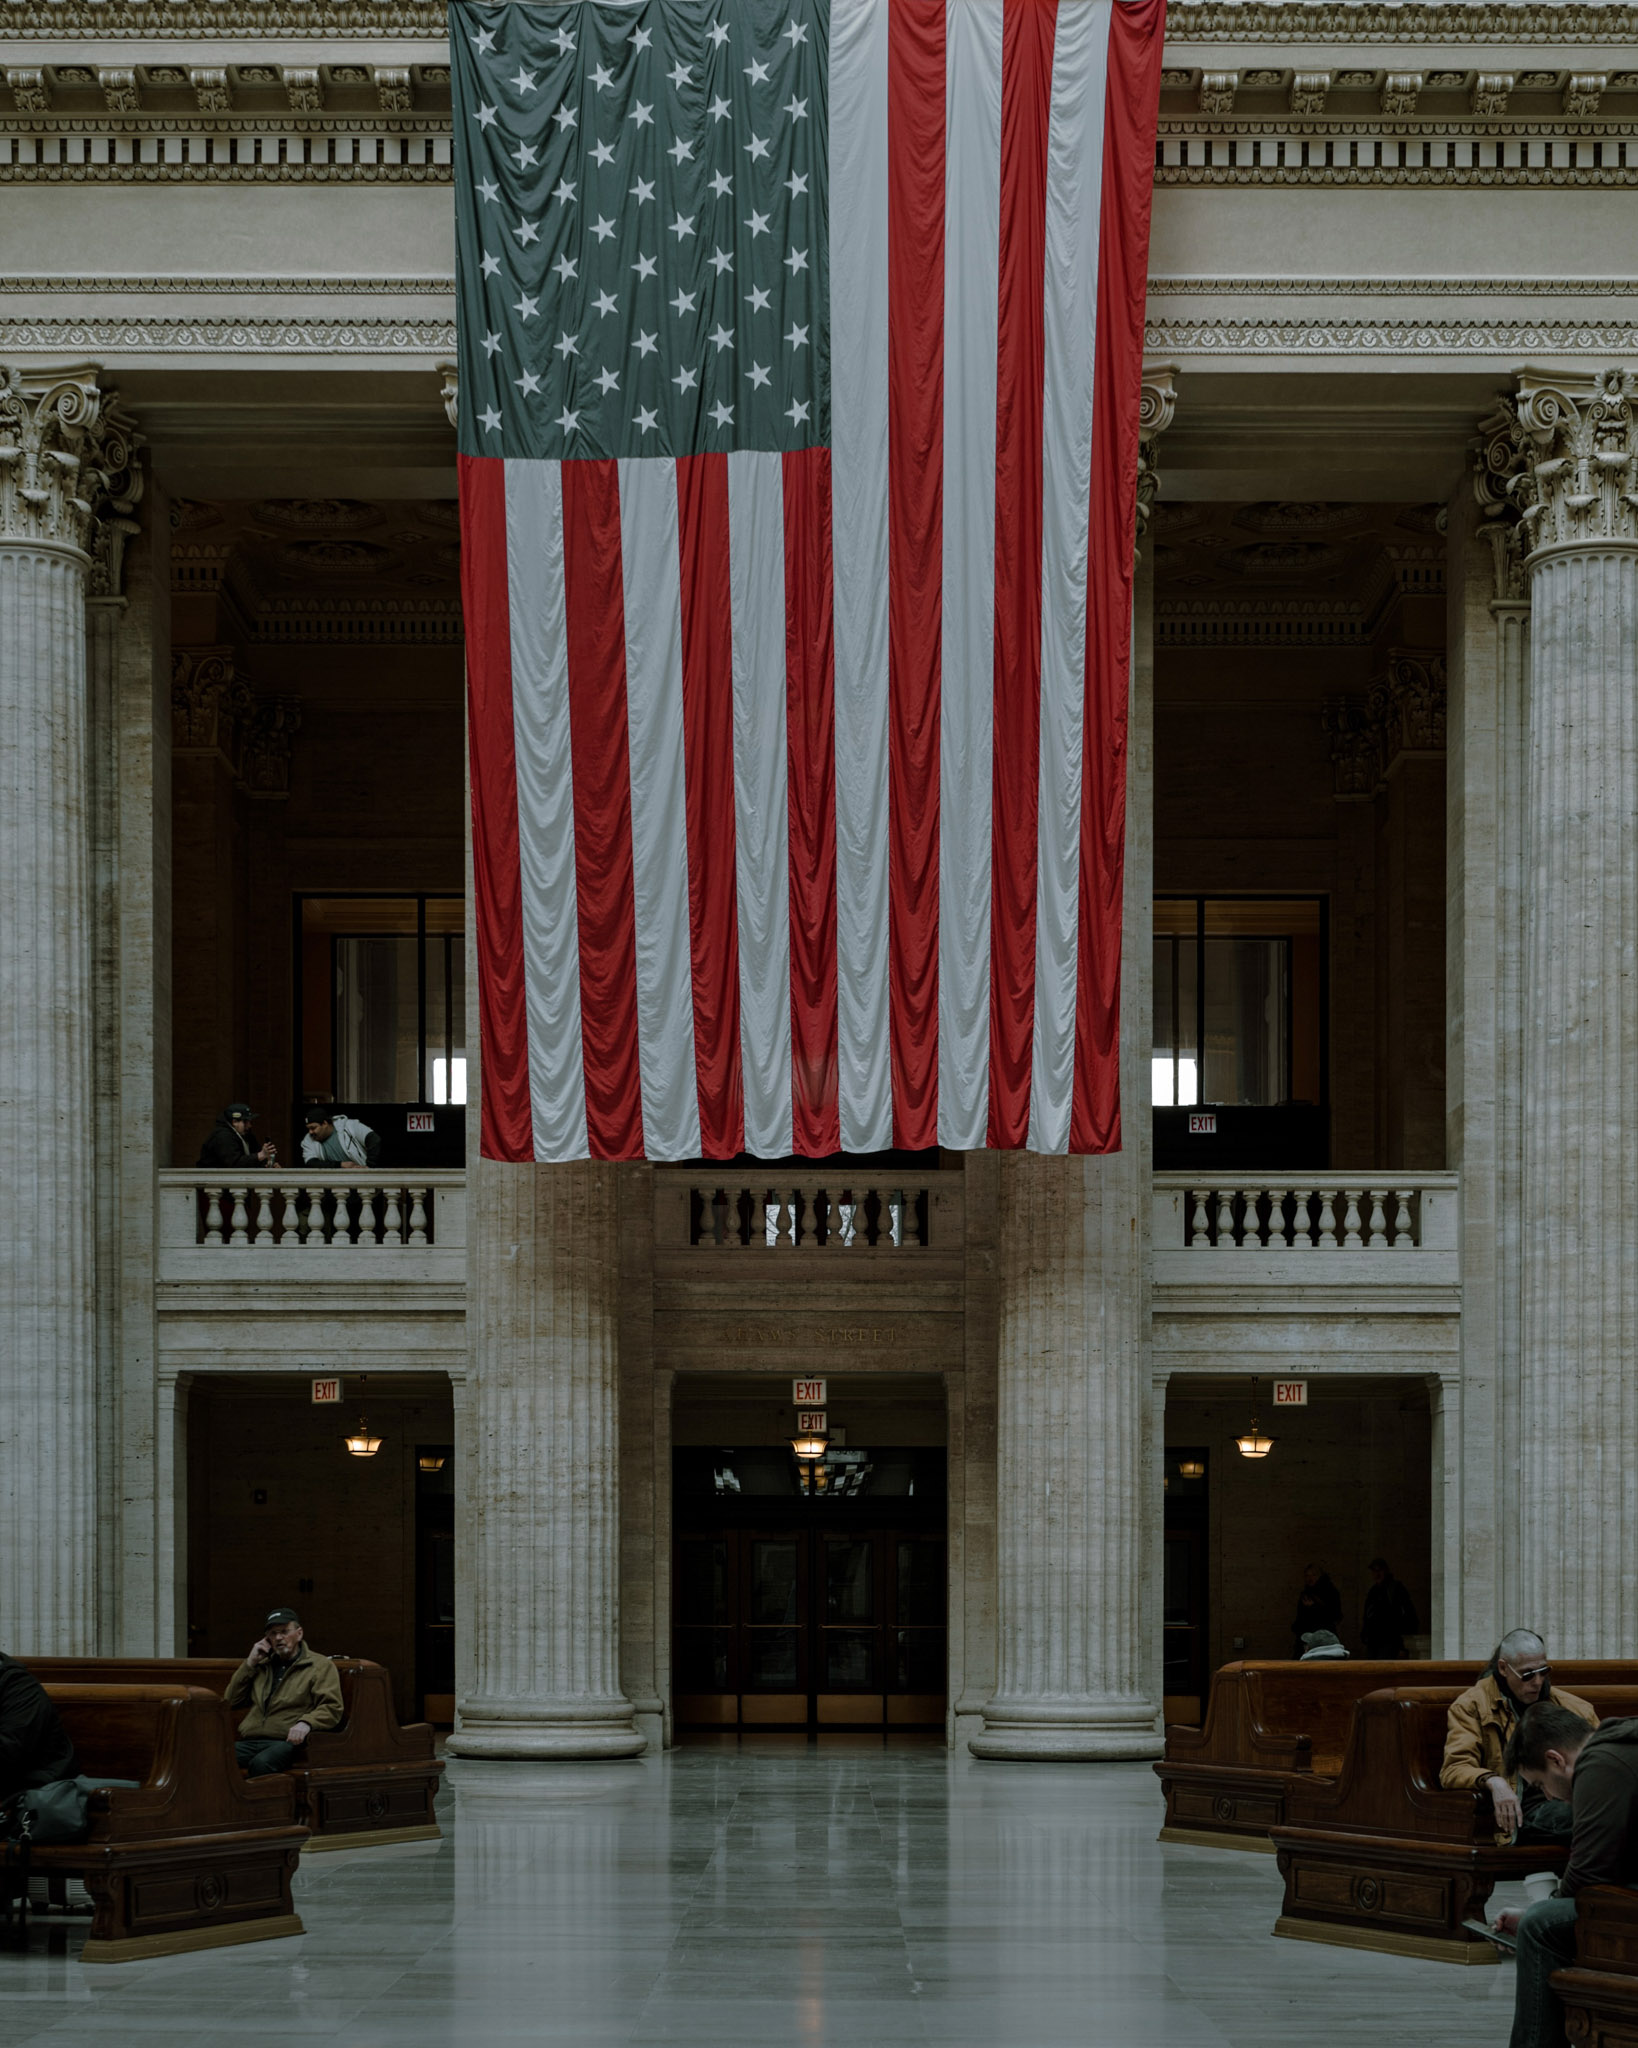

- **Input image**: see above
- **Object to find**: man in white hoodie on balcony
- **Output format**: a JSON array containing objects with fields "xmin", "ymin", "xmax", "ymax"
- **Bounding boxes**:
[{"xmin": 301, "ymin": 1109, "xmax": 381, "ymax": 1170}]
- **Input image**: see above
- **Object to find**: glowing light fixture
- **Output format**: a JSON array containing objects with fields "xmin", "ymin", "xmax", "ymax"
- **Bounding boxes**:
[
  {"xmin": 1177, "ymin": 1457, "xmax": 1206, "ymax": 1480},
  {"xmin": 790, "ymin": 1432, "xmax": 829, "ymax": 1462},
  {"xmin": 417, "ymin": 1454, "xmax": 446, "ymax": 1473},
  {"xmin": 344, "ymin": 1376, "xmax": 384, "ymax": 1458},
  {"xmin": 1234, "ymin": 1379, "xmax": 1275, "ymax": 1460}
]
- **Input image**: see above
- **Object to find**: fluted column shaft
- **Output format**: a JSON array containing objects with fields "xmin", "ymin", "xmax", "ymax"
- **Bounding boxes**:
[
  {"xmin": 972, "ymin": 497, "xmax": 1162, "ymax": 1761},
  {"xmin": 0, "ymin": 535, "xmax": 97, "ymax": 1653},
  {"xmin": 1520, "ymin": 541, "xmax": 1638, "ymax": 1653},
  {"xmin": 449, "ymin": 1158, "xmax": 644, "ymax": 1758}
]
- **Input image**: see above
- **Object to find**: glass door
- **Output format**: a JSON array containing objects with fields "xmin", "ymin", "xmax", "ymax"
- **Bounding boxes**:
[{"xmin": 741, "ymin": 1536, "xmax": 807, "ymax": 1725}]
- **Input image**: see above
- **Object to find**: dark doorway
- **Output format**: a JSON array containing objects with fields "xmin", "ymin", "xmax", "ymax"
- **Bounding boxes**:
[
  {"xmin": 415, "ymin": 1444, "xmax": 455, "ymax": 1724},
  {"xmin": 673, "ymin": 1446, "xmax": 947, "ymax": 1731},
  {"xmin": 1163, "ymin": 1448, "xmax": 1209, "ymax": 1724}
]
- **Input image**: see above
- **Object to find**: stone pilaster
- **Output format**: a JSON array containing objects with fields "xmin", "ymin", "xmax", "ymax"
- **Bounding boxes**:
[
  {"xmin": 1500, "ymin": 368, "xmax": 1638, "ymax": 1653},
  {"xmin": 971, "ymin": 383, "xmax": 1167, "ymax": 1760},
  {"xmin": 0, "ymin": 364, "xmax": 140, "ymax": 1653},
  {"xmin": 450, "ymin": 1160, "xmax": 645, "ymax": 1759}
]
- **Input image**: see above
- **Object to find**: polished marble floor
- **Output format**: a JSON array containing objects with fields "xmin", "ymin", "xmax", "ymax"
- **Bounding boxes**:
[{"xmin": 4, "ymin": 1739, "xmax": 1522, "ymax": 2046}]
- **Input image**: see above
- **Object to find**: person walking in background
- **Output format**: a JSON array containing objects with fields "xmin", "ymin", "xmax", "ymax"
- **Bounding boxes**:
[
  {"xmin": 1291, "ymin": 1564, "xmax": 1342, "ymax": 1655},
  {"xmin": 1361, "ymin": 1557, "xmax": 1419, "ymax": 1658},
  {"xmin": 196, "ymin": 1103, "xmax": 276, "ymax": 1170}
]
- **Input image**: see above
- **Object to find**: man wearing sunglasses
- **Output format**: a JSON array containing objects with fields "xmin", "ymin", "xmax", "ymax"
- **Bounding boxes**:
[{"xmin": 1440, "ymin": 1629, "xmax": 1598, "ymax": 1841}]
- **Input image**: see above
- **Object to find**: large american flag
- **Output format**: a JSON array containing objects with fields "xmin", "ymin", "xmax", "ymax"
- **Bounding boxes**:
[{"xmin": 453, "ymin": 0, "xmax": 1165, "ymax": 1163}]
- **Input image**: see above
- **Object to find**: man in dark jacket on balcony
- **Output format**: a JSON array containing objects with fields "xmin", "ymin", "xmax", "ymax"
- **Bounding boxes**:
[
  {"xmin": 1493, "ymin": 1703, "xmax": 1638, "ymax": 2048},
  {"xmin": 196, "ymin": 1103, "xmax": 277, "ymax": 1170},
  {"xmin": 0, "ymin": 1652, "xmax": 78, "ymax": 1801}
]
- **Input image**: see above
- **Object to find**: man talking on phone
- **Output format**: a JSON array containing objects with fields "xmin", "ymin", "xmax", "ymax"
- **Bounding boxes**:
[{"xmin": 225, "ymin": 1607, "xmax": 344, "ymax": 1776}]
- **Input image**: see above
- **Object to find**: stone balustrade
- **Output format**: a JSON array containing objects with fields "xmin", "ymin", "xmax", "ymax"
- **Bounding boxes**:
[
  {"xmin": 176, "ymin": 1173, "xmax": 448, "ymax": 1247},
  {"xmin": 653, "ymin": 1170, "xmax": 968, "ymax": 1252},
  {"xmin": 1153, "ymin": 1178, "xmax": 1457, "ymax": 1252}
]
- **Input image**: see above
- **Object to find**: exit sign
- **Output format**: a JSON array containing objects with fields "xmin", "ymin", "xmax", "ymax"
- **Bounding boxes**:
[
  {"xmin": 792, "ymin": 1378, "xmax": 826, "ymax": 1405},
  {"xmin": 1187, "ymin": 1112, "xmax": 1216, "ymax": 1135},
  {"xmin": 1273, "ymin": 1380, "xmax": 1308, "ymax": 1407},
  {"xmin": 797, "ymin": 1410, "xmax": 827, "ymax": 1433},
  {"xmin": 406, "ymin": 1111, "xmax": 435, "ymax": 1133},
  {"xmin": 311, "ymin": 1377, "xmax": 341, "ymax": 1405}
]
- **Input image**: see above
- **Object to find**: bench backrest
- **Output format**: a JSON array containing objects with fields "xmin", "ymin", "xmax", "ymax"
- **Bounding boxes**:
[
  {"xmin": 40, "ymin": 1682, "xmax": 299, "ymax": 1841},
  {"xmin": 1283, "ymin": 1682, "xmax": 1638, "ymax": 1840},
  {"xmin": 24, "ymin": 1655, "xmax": 435, "ymax": 1766},
  {"xmin": 1167, "ymin": 1659, "xmax": 1638, "ymax": 1773}
]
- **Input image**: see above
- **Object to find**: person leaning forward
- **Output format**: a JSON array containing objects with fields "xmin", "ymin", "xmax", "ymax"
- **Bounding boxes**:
[
  {"xmin": 225, "ymin": 1607, "xmax": 343, "ymax": 1777},
  {"xmin": 1440, "ymin": 1627, "xmax": 1597, "ymax": 1842},
  {"xmin": 1492, "ymin": 1701, "xmax": 1638, "ymax": 2048}
]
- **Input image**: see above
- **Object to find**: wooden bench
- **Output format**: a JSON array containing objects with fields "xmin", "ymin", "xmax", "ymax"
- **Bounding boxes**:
[
  {"xmin": 24, "ymin": 1657, "xmax": 442, "ymax": 1852},
  {"xmin": 1269, "ymin": 1683, "xmax": 1638, "ymax": 1964},
  {"xmin": 1552, "ymin": 1884, "xmax": 1638, "ymax": 2046},
  {"xmin": 24, "ymin": 1683, "xmax": 307, "ymax": 1963},
  {"xmin": 1156, "ymin": 1659, "xmax": 1479, "ymax": 1849},
  {"xmin": 1156, "ymin": 1658, "xmax": 1638, "ymax": 1851}
]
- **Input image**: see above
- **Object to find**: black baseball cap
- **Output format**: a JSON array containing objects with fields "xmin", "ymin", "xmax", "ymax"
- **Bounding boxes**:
[
  {"xmin": 226, "ymin": 1103, "xmax": 256, "ymax": 1119},
  {"xmin": 264, "ymin": 1607, "xmax": 301, "ymax": 1627}
]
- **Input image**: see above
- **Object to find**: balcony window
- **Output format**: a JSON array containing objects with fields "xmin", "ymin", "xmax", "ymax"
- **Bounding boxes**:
[
  {"xmin": 295, "ymin": 895, "xmax": 466, "ymax": 1163},
  {"xmin": 1153, "ymin": 898, "xmax": 1326, "ymax": 1169}
]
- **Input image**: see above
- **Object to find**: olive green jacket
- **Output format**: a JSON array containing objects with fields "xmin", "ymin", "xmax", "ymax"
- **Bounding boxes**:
[{"xmin": 225, "ymin": 1643, "xmax": 344, "ymax": 1742}]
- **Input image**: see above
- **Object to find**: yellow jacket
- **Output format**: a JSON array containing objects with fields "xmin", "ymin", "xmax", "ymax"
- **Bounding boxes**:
[
  {"xmin": 1440, "ymin": 1671, "xmax": 1597, "ymax": 1791},
  {"xmin": 225, "ymin": 1644, "xmax": 345, "ymax": 1742}
]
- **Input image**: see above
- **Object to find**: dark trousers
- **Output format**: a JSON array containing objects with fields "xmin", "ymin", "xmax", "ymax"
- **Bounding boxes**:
[
  {"xmin": 235, "ymin": 1737, "xmax": 297, "ymax": 1777},
  {"xmin": 1509, "ymin": 1898, "xmax": 1578, "ymax": 2048}
]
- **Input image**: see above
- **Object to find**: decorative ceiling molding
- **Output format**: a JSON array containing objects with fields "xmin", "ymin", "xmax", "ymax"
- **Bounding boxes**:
[
  {"xmin": 1157, "ymin": 133, "xmax": 1638, "ymax": 185},
  {"xmin": 1150, "ymin": 277, "xmax": 1638, "ymax": 298},
  {"xmin": 6, "ymin": 275, "xmax": 453, "ymax": 296},
  {"xmin": 1157, "ymin": 599, "xmax": 1368, "ymax": 647},
  {"xmin": 0, "ymin": 0, "xmax": 448, "ymax": 34},
  {"xmin": 1145, "ymin": 317, "xmax": 1638, "ymax": 358},
  {"xmin": 0, "ymin": 316, "xmax": 455, "ymax": 353},
  {"xmin": 1165, "ymin": 5, "xmax": 1638, "ymax": 45},
  {"xmin": 251, "ymin": 597, "xmax": 462, "ymax": 645}
]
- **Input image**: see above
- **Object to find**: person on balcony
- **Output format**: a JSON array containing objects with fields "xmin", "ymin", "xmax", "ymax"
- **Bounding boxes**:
[
  {"xmin": 196, "ymin": 1103, "xmax": 276, "ymax": 1171},
  {"xmin": 1490, "ymin": 1701, "xmax": 1638, "ymax": 2048},
  {"xmin": 301, "ymin": 1109, "xmax": 381, "ymax": 1171},
  {"xmin": 225, "ymin": 1608, "xmax": 344, "ymax": 1778},
  {"xmin": 1440, "ymin": 1629, "xmax": 1596, "ymax": 1843}
]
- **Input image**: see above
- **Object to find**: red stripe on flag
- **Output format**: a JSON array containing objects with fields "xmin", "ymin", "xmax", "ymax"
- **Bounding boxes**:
[
  {"xmin": 560, "ymin": 458, "xmax": 646, "ymax": 1161},
  {"xmin": 986, "ymin": 0, "xmax": 1056, "ymax": 1149},
  {"xmin": 675, "ymin": 453, "xmax": 745, "ymax": 1158},
  {"xmin": 886, "ymin": 0, "xmax": 946, "ymax": 1151},
  {"xmin": 784, "ymin": 446, "xmax": 840, "ymax": 1155},
  {"xmin": 459, "ymin": 453, "xmax": 533, "ymax": 1163},
  {"xmin": 1071, "ymin": 0, "xmax": 1166, "ymax": 1154}
]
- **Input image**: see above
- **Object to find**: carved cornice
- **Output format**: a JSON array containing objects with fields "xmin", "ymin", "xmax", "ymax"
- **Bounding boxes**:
[
  {"xmin": 1155, "ymin": 138, "xmax": 1638, "ymax": 189},
  {"xmin": 1165, "ymin": 5, "xmax": 1638, "ymax": 43},
  {"xmin": 0, "ymin": 0, "xmax": 448, "ymax": 34},
  {"xmin": 0, "ymin": 363, "xmax": 141, "ymax": 581},
  {"xmin": 0, "ymin": 318, "xmax": 455, "ymax": 356},
  {"xmin": 1159, "ymin": 598, "xmax": 1366, "ymax": 648},
  {"xmin": 5, "ymin": 276, "xmax": 452, "ymax": 296},
  {"xmin": 1145, "ymin": 318, "xmax": 1638, "ymax": 360},
  {"xmin": 1150, "ymin": 278, "xmax": 1638, "ymax": 299},
  {"xmin": 250, "ymin": 597, "xmax": 461, "ymax": 645}
]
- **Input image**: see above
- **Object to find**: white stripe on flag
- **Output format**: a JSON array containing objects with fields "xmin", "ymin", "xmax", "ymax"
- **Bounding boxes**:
[
  {"xmin": 618, "ymin": 457, "xmax": 702, "ymax": 1163},
  {"xmin": 828, "ymin": 0, "xmax": 893, "ymax": 1155},
  {"xmin": 505, "ymin": 458, "xmax": 589, "ymax": 1162},
  {"xmin": 937, "ymin": 0, "xmax": 1004, "ymax": 1150},
  {"xmin": 1028, "ymin": 0, "xmax": 1112, "ymax": 1153},
  {"xmin": 727, "ymin": 450, "xmax": 794, "ymax": 1159}
]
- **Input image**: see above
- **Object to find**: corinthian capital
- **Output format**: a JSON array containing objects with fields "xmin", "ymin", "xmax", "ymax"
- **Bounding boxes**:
[
  {"xmin": 1511, "ymin": 367, "xmax": 1638, "ymax": 559},
  {"xmin": 1136, "ymin": 364, "xmax": 1179, "ymax": 555},
  {"xmin": 0, "ymin": 364, "xmax": 143, "ymax": 584}
]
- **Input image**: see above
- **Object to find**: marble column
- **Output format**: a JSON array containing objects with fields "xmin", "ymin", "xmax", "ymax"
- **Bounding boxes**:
[
  {"xmin": 1499, "ymin": 369, "xmax": 1638, "ymax": 1655},
  {"xmin": 0, "ymin": 366, "xmax": 139, "ymax": 1654},
  {"xmin": 449, "ymin": 1159, "xmax": 645, "ymax": 1758},
  {"xmin": 970, "ymin": 374, "xmax": 1171, "ymax": 1761}
]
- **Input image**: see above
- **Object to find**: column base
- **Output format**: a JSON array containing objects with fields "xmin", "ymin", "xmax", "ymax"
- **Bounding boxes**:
[
  {"xmin": 447, "ymin": 1695, "xmax": 648, "ymax": 1761},
  {"xmin": 968, "ymin": 1693, "xmax": 1162, "ymax": 1762}
]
